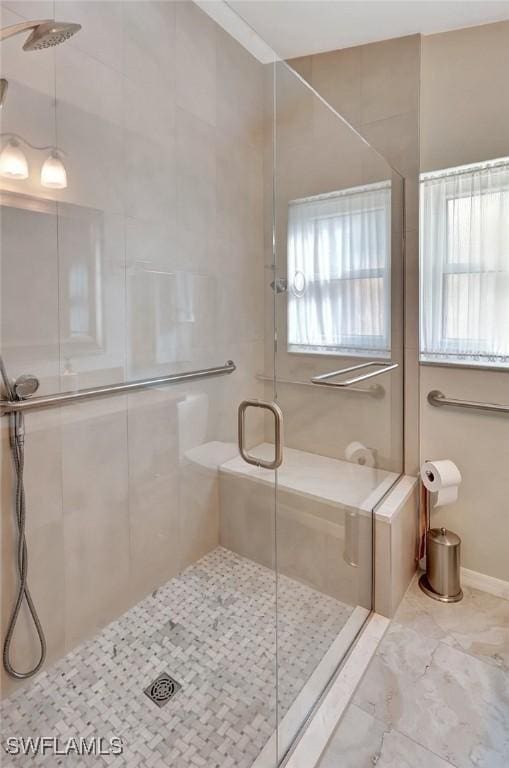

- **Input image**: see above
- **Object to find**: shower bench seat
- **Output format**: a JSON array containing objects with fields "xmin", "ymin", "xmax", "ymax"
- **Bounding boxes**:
[
  {"xmin": 217, "ymin": 443, "xmax": 399, "ymax": 609},
  {"xmin": 219, "ymin": 442, "xmax": 399, "ymax": 512},
  {"xmin": 182, "ymin": 440, "xmax": 418, "ymax": 617},
  {"xmin": 219, "ymin": 444, "xmax": 416, "ymax": 616}
]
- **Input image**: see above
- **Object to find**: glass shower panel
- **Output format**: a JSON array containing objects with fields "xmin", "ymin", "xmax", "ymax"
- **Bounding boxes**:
[{"xmin": 272, "ymin": 60, "xmax": 404, "ymax": 758}]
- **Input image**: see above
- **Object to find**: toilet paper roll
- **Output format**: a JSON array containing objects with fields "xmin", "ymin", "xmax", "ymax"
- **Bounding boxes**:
[
  {"xmin": 434, "ymin": 485, "xmax": 459, "ymax": 507},
  {"xmin": 345, "ymin": 441, "xmax": 376, "ymax": 468},
  {"xmin": 421, "ymin": 459, "xmax": 462, "ymax": 507}
]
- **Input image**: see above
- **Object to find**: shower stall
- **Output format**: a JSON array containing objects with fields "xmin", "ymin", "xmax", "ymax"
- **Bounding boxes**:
[{"xmin": 0, "ymin": 2, "xmax": 404, "ymax": 765}]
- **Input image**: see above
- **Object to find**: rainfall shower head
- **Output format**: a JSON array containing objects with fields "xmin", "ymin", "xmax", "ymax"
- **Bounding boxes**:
[
  {"xmin": 13, "ymin": 374, "xmax": 40, "ymax": 400},
  {"xmin": 23, "ymin": 21, "xmax": 81, "ymax": 51},
  {"xmin": 0, "ymin": 20, "xmax": 81, "ymax": 50}
]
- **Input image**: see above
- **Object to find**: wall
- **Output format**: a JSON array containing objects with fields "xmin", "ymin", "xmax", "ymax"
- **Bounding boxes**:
[
  {"xmin": 0, "ymin": 0, "xmax": 265, "ymax": 696},
  {"xmin": 288, "ymin": 35, "xmax": 421, "ymax": 475},
  {"xmin": 420, "ymin": 21, "xmax": 509, "ymax": 582}
]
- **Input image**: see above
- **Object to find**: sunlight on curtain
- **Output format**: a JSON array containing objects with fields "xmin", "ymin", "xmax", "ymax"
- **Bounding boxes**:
[
  {"xmin": 287, "ymin": 181, "xmax": 391, "ymax": 357},
  {"xmin": 420, "ymin": 157, "xmax": 509, "ymax": 367}
]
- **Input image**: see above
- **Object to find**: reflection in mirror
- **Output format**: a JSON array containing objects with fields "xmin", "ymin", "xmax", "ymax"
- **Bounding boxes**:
[{"xmin": 1, "ymin": 192, "xmax": 104, "ymax": 372}]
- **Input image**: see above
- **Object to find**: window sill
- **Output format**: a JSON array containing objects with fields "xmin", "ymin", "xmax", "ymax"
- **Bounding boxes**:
[
  {"xmin": 288, "ymin": 346, "xmax": 391, "ymax": 360},
  {"xmin": 419, "ymin": 359, "xmax": 509, "ymax": 373}
]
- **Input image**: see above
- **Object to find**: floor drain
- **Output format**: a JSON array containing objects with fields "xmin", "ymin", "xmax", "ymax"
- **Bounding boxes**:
[{"xmin": 144, "ymin": 673, "xmax": 182, "ymax": 707}]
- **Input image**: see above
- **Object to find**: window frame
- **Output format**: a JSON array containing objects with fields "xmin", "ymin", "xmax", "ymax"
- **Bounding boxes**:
[
  {"xmin": 420, "ymin": 157, "xmax": 509, "ymax": 369},
  {"xmin": 286, "ymin": 182, "xmax": 392, "ymax": 359}
]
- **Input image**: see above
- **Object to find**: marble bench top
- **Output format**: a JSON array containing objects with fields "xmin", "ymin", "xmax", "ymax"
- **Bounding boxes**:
[{"xmin": 220, "ymin": 442, "xmax": 399, "ymax": 512}]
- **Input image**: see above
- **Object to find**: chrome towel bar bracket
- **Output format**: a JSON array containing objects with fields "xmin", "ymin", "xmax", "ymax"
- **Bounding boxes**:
[
  {"xmin": 428, "ymin": 389, "xmax": 509, "ymax": 415},
  {"xmin": 0, "ymin": 361, "xmax": 236, "ymax": 416},
  {"xmin": 311, "ymin": 360, "xmax": 398, "ymax": 388}
]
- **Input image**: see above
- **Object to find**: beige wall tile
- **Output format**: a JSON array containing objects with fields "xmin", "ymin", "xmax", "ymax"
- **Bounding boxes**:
[
  {"xmin": 1, "ymin": 521, "xmax": 66, "ymax": 698},
  {"xmin": 404, "ymin": 348, "xmax": 420, "ymax": 476},
  {"xmin": 421, "ymin": 21, "xmax": 509, "ymax": 172},
  {"xmin": 286, "ymin": 55, "xmax": 312, "ymax": 82},
  {"xmin": 308, "ymin": 46, "xmax": 362, "ymax": 127},
  {"xmin": 129, "ymin": 473, "xmax": 181, "ymax": 601},
  {"xmin": 63, "ymin": 502, "xmax": 131, "ymax": 649},
  {"xmin": 61, "ymin": 403, "xmax": 129, "ymax": 519},
  {"xmin": 216, "ymin": 24, "xmax": 264, "ymax": 147},
  {"xmin": 176, "ymin": 0, "xmax": 216, "ymax": 127},
  {"xmin": 360, "ymin": 35, "xmax": 420, "ymax": 124},
  {"xmin": 123, "ymin": 1, "xmax": 175, "ymax": 89},
  {"xmin": 179, "ymin": 463, "xmax": 220, "ymax": 570},
  {"xmin": 220, "ymin": 472, "xmax": 275, "ymax": 570},
  {"xmin": 361, "ymin": 111, "xmax": 419, "ymax": 180},
  {"xmin": 23, "ymin": 410, "xmax": 63, "ymax": 534},
  {"xmin": 404, "ymin": 229, "xmax": 419, "ymax": 352},
  {"xmin": 55, "ymin": 0, "xmax": 124, "ymax": 72}
]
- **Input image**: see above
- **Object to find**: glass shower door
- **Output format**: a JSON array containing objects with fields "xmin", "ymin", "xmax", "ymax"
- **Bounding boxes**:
[{"xmin": 272, "ymin": 60, "xmax": 405, "ymax": 760}]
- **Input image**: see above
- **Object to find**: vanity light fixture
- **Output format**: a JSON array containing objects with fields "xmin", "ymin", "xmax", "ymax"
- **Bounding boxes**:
[
  {"xmin": 0, "ymin": 133, "xmax": 68, "ymax": 189},
  {"xmin": 40, "ymin": 151, "xmax": 67, "ymax": 189},
  {"xmin": 0, "ymin": 138, "xmax": 29, "ymax": 179}
]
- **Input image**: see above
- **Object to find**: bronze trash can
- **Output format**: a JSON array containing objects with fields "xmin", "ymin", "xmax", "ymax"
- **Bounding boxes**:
[{"xmin": 419, "ymin": 527, "xmax": 463, "ymax": 602}]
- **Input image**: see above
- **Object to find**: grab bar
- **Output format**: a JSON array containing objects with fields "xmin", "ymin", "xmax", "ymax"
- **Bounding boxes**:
[
  {"xmin": 0, "ymin": 360, "xmax": 236, "ymax": 416},
  {"xmin": 428, "ymin": 390, "xmax": 509, "ymax": 415},
  {"xmin": 256, "ymin": 373, "xmax": 384, "ymax": 397},
  {"xmin": 311, "ymin": 361, "xmax": 398, "ymax": 388}
]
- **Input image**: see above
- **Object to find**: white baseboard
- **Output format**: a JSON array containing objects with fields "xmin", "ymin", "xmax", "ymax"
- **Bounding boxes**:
[{"xmin": 461, "ymin": 567, "xmax": 509, "ymax": 601}]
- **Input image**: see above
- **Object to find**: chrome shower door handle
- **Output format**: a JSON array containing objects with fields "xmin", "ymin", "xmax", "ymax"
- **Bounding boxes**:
[{"xmin": 238, "ymin": 399, "xmax": 283, "ymax": 469}]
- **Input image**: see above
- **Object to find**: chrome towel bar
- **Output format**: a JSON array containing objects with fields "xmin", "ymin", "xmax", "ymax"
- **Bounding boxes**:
[
  {"xmin": 311, "ymin": 360, "xmax": 398, "ymax": 388},
  {"xmin": 0, "ymin": 360, "xmax": 236, "ymax": 416},
  {"xmin": 428, "ymin": 390, "xmax": 509, "ymax": 415},
  {"xmin": 256, "ymin": 373, "xmax": 384, "ymax": 397}
]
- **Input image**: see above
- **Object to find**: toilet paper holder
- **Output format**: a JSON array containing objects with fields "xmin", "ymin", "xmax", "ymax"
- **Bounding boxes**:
[{"xmin": 419, "ymin": 459, "xmax": 463, "ymax": 602}]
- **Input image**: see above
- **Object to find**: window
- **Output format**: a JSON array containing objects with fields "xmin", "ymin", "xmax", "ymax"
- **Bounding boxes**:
[
  {"xmin": 287, "ymin": 181, "xmax": 391, "ymax": 357},
  {"xmin": 420, "ymin": 157, "xmax": 509, "ymax": 367}
]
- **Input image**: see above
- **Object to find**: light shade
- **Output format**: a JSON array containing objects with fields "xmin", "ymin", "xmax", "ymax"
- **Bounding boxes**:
[
  {"xmin": 0, "ymin": 140, "xmax": 29, "ymax": 179},
  {"xmin": 41, "ymin": 152, "xmax": 67, "ymax": 189}
]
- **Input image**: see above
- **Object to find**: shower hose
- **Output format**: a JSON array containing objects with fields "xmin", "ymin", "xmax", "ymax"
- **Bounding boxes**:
[{"xmin": 1, "ymin": 358, "xmax": 46, "ymax": 679}]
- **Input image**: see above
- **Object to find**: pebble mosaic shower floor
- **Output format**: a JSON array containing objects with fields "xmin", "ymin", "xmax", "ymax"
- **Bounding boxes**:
[{"xmin": 1, "ymin": 547, "xmax": 353, "ymax": 767}]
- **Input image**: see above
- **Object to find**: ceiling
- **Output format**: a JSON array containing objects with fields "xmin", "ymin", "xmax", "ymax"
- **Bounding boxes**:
[{"xmin": 227, "ymin": 0, "xmax": 509, "ymax": 59}]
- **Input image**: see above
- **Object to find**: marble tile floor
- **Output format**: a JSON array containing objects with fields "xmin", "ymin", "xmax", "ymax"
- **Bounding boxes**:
[
  {"xmin": 318, "ymin": 574, "xmax": 509, "ymax": 768},
  {"xmin": 1, "ymin": 547, "xmax": 353, "ymax": 768}
]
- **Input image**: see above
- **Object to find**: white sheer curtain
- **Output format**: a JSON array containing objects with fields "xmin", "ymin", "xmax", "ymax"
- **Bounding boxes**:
[
  {"xmin": 420, "ymin": 157, "xmax": 509, "ymax": 367},
  {"xmin": 287, "ymin": 181, "xmax": 391, "ymax": 357}
]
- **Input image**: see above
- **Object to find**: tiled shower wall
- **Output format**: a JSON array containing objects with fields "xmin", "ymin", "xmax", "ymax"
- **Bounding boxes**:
[{"xmin": 0, "ymin": 1, "xmax": 265, "ymax": 696}]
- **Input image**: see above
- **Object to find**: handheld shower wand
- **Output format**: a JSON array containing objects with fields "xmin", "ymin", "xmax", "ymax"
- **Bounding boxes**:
[{"xmin": 0, "ymin": 356, "xmax": 46, "ymax": 679}]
